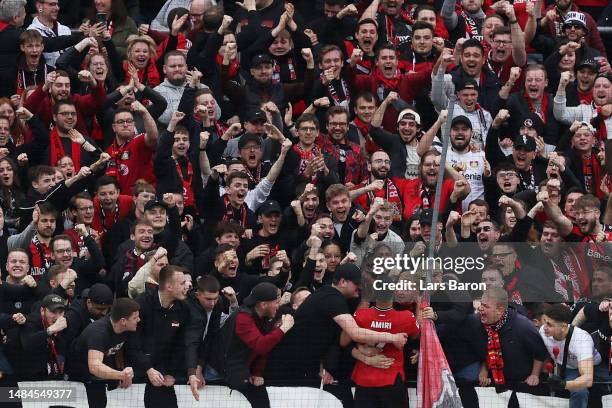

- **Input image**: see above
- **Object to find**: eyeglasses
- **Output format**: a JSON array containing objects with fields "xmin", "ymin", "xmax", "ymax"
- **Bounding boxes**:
[
  {"xmin": 574, "ymin": 209, "xmax": 596, "ymax": 217},
  {"xmin": 114, "ymin": 119, "xmax": 135, "ymax": 125},
  {"xmin": 54, "ymin": 248, "xmax": 72, "ymax": 255},
  {"xmin": 491, "ymin": 251, "xmax": 515, "ymax": 259},
  {"xmin": 492, "ymin": 40, "xmax": 512, "ymax": 47},
  {"xmin": 497, "ymin": 171, "xmax": 518, "ymax": 179},
  {"xmin": 241, "ymin": 145, "xmax": 261, "ymax": 151},
  {"xmin": 57, "ymin": 111, "xmax": 77, "ymax": 117},
  {"xmin": 298, "ymin": 126, "xmax": 317, "ymax": 133},
  {"xmin": 372, "ymin": 159, "xmax": 391, "ymax": 165},
  {"xmin": 475, "ymin": 226, "xmax": 493, "ymax": 233}
]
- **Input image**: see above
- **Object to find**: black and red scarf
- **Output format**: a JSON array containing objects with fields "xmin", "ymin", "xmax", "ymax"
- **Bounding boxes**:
[
  {"xmin": 366, "ymin": 178, "xmax": 402, "ymax": 222},
  {"xmin": 223, "ymin": 194, "xmax": 247, "ymax": 227},
  {"xmin": 484, "ymin": 309, "xmax": 508, "ymax": 385},
  {"xmin": 272, "ymin": 57, "xmax": 297, "ymax": 84},
  {"xmin": 524, "ymin": 92, "xmax": 549, "ymax": 123},
  {"xmin": 49, "ymin": 127, "xmax": 81, "ymax": 171},
  {"xmin": 217, "ymin": 54, "xmax": 239, "ymax": 79},
  {"xmin": 41, "ymin": 315, "xmax": 63, "ymax": 376},
  {"xmin": 293, "ymin": 144, "xmax": 321, "ymax": 183},
  {"xmin": 324, "ymin": 76, "xmax": 350, "ymax": 107},
  {"xmin": 418, "ymin": 184, "xmax": 433, "ymax": 209},
  {"xmin": 455, "ymin": 4, "xmax": 482, "ymax": 41},
  {"xmin": 29, "ymin": 235, "xmax": 52, "ymax": 282},
  {"xmin": 592, "ymin": 105, "xmax": 610, "ymax": 143},
  {"xmin": 175, "ymin": 156, "xmax": 194, "ymax": 207}
]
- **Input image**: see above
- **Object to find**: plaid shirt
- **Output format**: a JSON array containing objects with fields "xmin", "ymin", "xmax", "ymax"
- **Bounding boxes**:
[{"xmin": 318, "ymin": 135, "xmax": 368, "ymax": 185}]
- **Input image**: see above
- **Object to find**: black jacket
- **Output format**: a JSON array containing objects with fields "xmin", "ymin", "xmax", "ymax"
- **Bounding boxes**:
[{"xmin": 129, "ymin": 288, "xmax": 191, "ymax": 375}]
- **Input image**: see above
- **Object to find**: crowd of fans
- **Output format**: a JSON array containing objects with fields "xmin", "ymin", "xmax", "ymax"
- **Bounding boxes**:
[{"xmin": 0, "ymin": 0, "xmax": 609, "ymax": 407}]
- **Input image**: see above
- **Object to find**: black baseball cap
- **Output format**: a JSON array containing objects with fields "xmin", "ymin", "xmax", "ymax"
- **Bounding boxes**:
[
  {"xmin": 84, "ymin": 283, "xmax": 113, "ymax": 306},
  {"xmin": 243, "ymin": 282, "xmax": 280, "ymax": 307},
  {"xmin": 451, "ymin": 115, "xmax": 472, "ymax": 129},
  {"xmin": 246, "ymin": 109, "xmax": 267, "ymax": 124},
  {"xmin": 419, "ymin": 208, "xmax": 434, "ymax": 225},
  {"xmin": 455, "ymin": 77, "xmax": 479, "ymax": 93},
  {"xmin": 333, "ymin": 263, "xmax": 362, "ymax": 285},
  {"xmin": 576, "ymin": 58, "xmax": 598, "ymax": 72},
  {"xmin": 42, "ymin": 294, "xmax": 66, "ymax": 312},
  {"xmin": 144, "ymin": 199, "xmax": 168, "ymax": 212},
  {"xmin": 258, "ymin": 200, "xmax": 281, "ymax": 216},
  {"xmin": 513, "ymin": 134, "xmax": 537, "ymax": 152},
  {"xmin": 238, "ymin": 133, "xmax": 262, "ymax": 150},
  {"xmin": 251, "ymin": 53, "xmax": 274, "ymax": 67},
  {"xmin": 518, "ymin": 112, "xmax": 544, "ymax": 136}
]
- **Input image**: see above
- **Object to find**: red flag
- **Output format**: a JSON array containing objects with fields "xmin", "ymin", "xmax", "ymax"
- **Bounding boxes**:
[{"xmin": 417, "ymin": 299, "xmax": 463, "ymax": 408}]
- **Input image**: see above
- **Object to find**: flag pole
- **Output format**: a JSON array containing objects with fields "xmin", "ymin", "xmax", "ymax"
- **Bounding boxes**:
[{"xmin": 424, "ymin": 96, "xmax": 456, "ymax": 296}]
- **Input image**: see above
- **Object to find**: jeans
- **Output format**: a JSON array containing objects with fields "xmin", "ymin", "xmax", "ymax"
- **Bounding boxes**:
[
  {"xmin": 565, "ymin": 368, "xmax": 588, "ymax": 408},
  {"xmin": 454, "ymin": 362, "xmax": 480, "ymax": 408}
]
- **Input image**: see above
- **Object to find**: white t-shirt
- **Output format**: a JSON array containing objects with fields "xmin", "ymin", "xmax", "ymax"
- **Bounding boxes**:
[
  {"xmin": 405, "ymin": 145, "xmax": 420, "ymax": 179},
  {"xmin": 445, "ymin": 149, "xmax": 485, "ymax": 212},
  {"xmin": 539, "ymin": 325, "xmax": 601, "ymax": 370}
]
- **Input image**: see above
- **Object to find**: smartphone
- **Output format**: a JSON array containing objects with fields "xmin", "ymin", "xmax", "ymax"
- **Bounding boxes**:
[{"xmin": 96, "ymin": 13, "xmax": 107, "ymax": 25}]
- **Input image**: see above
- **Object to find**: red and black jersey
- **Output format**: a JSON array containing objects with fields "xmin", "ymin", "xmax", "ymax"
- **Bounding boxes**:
[{"xmin": 352, "ymin": 306, "xmax": 419, "ymax": 387}]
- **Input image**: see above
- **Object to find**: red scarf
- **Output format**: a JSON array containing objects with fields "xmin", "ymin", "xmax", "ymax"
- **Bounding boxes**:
[
  {"xmin": 580, "ymin": 152, "xmax": 604, "ymax": 199},
  {"xmin": 455, "ymin": 4, "xmax": 483, "ymax": 41},
  {"xmin": 106, "ymin": 137, "xmax": 133, "ymax": 178},
  {"xmin": 367, "ymin": 178, "xmax": 402, "ymax": 222},
  {"xmin": 484, "ymin": 309, "xmax": 508, "ymax": 385},
  {"xmin": 122, "ymin": 60, "xmax": 161, "ymax": 88},
  {"xmin": 175, "ymin": 157, "xmax": 194, "ymax": 206},
  {"xmin": 374, "ymin": 68, "xmax": 400, "ymax": 91},
  {"xmin": 293, "ymin": 144, "xmax": 320, "ymax": 183},
  {"xmin": 99, "ymin": 203, "xmax": 119, "ymax": 233},
  {"xmin": 272, "ymin": 57, "xmax": 297, "ymax": 84},
  {"xmin": 49, "ymin": 127, "xmax": 81, "ymax": 171},
  {"xmin": 592, "ymin": 106, "xmax": 610, "ymax": 143},
  {"xmin": 223, "ymin": 194, "xmax": 247, "ymax": 227},
  {"xmin": 217, "ymin": 54, "xmax": 239, "ymax": 79},
  {"xmin": 353, "ymin": 117, "xmax": 379, "ymax": 153},
  {"xmin": 41, "ymin": 314, "xmax": 63, "ymax": 376},
  {"xmin": 524, "ymin": 92, "xmax": 549, "ymax": 123}
]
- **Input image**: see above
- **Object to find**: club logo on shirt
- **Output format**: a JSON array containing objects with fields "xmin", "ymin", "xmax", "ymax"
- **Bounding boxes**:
[
  {"xmin": 119, "ymin": 164, "xmax": 129, "ymax": 176},
  {"xmin": 106, "ymin": 342, "xmax": 125, "ymax": 357},
  {"xmin": 121, "ymin": 151, "xmax": 130, "ymax": 161},
  {"xmin": 470, "ymin": 161, "xmax": 479, "ymax": 168},
  {"xmin": 171, "ymin": 321, "xmax": 180, "ymax": 328}
]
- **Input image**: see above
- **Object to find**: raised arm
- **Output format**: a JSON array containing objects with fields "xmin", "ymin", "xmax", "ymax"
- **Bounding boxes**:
[
  {"xmin": 360, "ymin": 0, "xmax": 380, "ymax": 22},
  {"xmin": 131, "ymin": 100, "xmax": 159, "ymax": 148},
  {"xmin": 417, "ymin": 110, "xmax": 448, "ymax": 156}
]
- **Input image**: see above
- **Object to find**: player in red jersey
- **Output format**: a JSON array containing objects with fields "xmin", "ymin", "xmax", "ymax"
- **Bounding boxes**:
[{"xmin": 343, "ymin": 276, "xmax": 420, "ymax": 407}]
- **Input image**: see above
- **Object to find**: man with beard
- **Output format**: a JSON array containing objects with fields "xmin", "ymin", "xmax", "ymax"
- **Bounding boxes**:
[
  {"xmin": 348, "ymin": 44, "xmax": 432, "ymax": 132},
  {"xmin": 369, "ymin": 92, "xmax": 448, "ymax": 179},
  {"xmin": 350, "ymin": 151, "xmax": 404, "ymax": 228},
  {"xmin": 361, "ymin": 0, "xmax": 413, "ymax": 57},
  {"xmin": 433, "ymin": 57, "xmax": 495, "ymax": 147},
  {"xmin": 319, "ymin": 106, "xmax": 367, "ymax": 187},
  {"xmin": 130, "ymin": 265, "xmax": 191, "ymax": 408},
  {"xmin": 503, "ymin": 64, "xmax": 563, "ymax": 151},
  {"xmin": 540, "ymin": 1, "xmax": 606, "ymax": 57},
  {"xmin": 154, "ymin": 51, "xmax": 190, "ymax": 125},
  {"xmin": 348, "ymin": 92, "xmax": 378, "ymax": 153},
  {"xmin": 105, "ymin": 101, "xmax": 159, "ymax": 194},
  {"xmin": 49, "ymin": 229, "xmax": 104, "ymax": 294},
  {"xmin": 437, "ymin": 39, "xmax": 502, "ymax": 114},
  {"xmin": 23, "ymin": 202, "xmax": 56, "ymax": 282},
  {"xmin": 400, "ymin": 149, "xmax": 471, "ymax": 221},
  {"xmin": 44, "ymin": 101, "xmax": 99, "ymax": 171},
  {"xmin": 24, "ymin": 70, "xmax": 106, "ymax": 135},
  {"xmin": 441, "ymin": 0, "xmax": 486, "ymax": 44},
  {"xmin": 27, "ymin": 0, "xmax": 71, "ymax": 67},
  {"xmin": 351, "ymin": 198, "xmax": 405, "ymax": 265},
  {"xmin": 62, "ymin": 282, "xmax": 113, "ymax": 349}
]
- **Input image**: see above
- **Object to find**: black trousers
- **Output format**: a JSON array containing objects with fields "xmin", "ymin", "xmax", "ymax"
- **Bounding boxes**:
[
  {"xmin": 84, "ymin": 382, "xmax": 108, "ymax": 408},
  {"xmin": 232, "ymin": 383, "xmax": 271, "ymax": 408},
  {"xmin": 144, "ymin": 383, "xmax": 177, "ymax": 408},
  {"xmin": 354, "ymin": 375, "xmax": 408, "ymax": 408}
]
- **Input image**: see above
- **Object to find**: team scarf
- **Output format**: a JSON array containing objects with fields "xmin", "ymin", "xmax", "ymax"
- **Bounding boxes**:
[
  {"xmin": 374, "ymin": 67, "xmax": 401, "ymax": 92},
  {"xmin": 456, "ymin": 4, "xmax": 483, "ymax": 41},
  {"xmin": 41, "ymin": 314, "xmax": 63, "ymax": 376},
  {"xmin": 366, "ymin": 178, "xmax": 402, "ymax": 222},
  {"xmin": 245, "ymin": 163, "xmax": 262, "ymax": 185},
  {"xmin": 418, "ymin": 183, "xmax": 433, "ymax": 209},
  {"xmin": 272, "ymin": 57, "xmax": 297, "ymax": 84},
  {"xmin": 29, "ymin": 235, "xmax": 52, "ymax": 282},
  {"xmin": 174, "ymin": 156, "xmax": 194, "ymax": 207},
  {"xmin": 106, "ymin": 136, "xmax": 136, "ymax": 178},
  {"xmin": 580, "ymin": 152, "xmax": 604, "ymax": 199},
  {"xmin": 123, "ymin": 248, "xmax": 148, "ymax": 286},
  {"xmin": 49, "ymin": 127, "xmax": 81, "ymax": 171},
  {"xmin": 217, "ymin": 53, "xmax": 239, "ymax": 79},
  {"xmin": 293, "ymin": 143, "xmax": 321, "ymax": 183},
  {"xmin": 324, "ymin": 76, "xmax": 350, "ymax": 108},
  {"xmin": 222, "ymin": 194, "xmax": 247, "ymax": 227},
  {"xmin": 552, "ymin": 250, "xmax": 583, "ymax": 302},
  {"xmin": 353, "ymin": 117, "xmax": 379, "ymax": 153},
  {"xmin": 99, "ymin": 203, "xmax": 119, "ymax": 233},
  {"xmin": 379, "ymin": 5, "xmax": 412, "ymax": 47},
  {"xmin": 484, "ymin": 309, "xmax": 508, "ymax": 385},
  {"xmin": 591, "ymin": 105, "xmax": 610, "ymax": 143},
  {"xmin": 122, "ymin": 59, "xmax": 161, "ymax": 88},
  {"xmin": 524, "ymin": 92, "xmax": 549, "ymax": 123}
]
